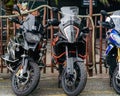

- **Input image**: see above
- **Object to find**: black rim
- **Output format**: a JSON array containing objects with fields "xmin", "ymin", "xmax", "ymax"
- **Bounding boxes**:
[
  {"xmin": 13, "ymin": 64, "xmax": 35, "ymax": 92},
  {"xmin": 63, "ymin": 63, "xmax": 81, "ymax": 92},
  {"xmin": 114, "ymin": 71, "xmax": 120, "ymax": 88}
]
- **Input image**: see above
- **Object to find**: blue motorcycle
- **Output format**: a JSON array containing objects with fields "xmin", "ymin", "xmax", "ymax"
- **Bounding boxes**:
[{"xmin": 100, "ymin": 10, "xmax": 120, "ymax": 94}]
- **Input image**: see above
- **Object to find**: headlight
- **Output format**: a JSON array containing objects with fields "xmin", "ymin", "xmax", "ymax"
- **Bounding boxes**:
[{"xmin": 64, "ymin": 25, "xmax": 79, "ymax": 42}]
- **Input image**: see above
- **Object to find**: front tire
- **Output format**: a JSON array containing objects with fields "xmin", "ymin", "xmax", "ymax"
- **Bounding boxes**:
[
  {"xmin": 11, "ymin": 61, "xmax": 40, "ymax": 96},
  {"xmin": 61, "ymin": 58, "xmax": 87, "ymax": 96},
  {"xmin": 112, "ymin": 66, "xmax": 120, "ymax": 94}
]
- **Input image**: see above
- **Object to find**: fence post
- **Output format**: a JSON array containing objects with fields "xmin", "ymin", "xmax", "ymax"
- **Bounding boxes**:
[
  {"xmin": 99, "ymin": 15, "xmax": 103, "ymax": 73},
  {"xmin": 88, "ymin": 0, "xmax": 93, "ymax": 76}
]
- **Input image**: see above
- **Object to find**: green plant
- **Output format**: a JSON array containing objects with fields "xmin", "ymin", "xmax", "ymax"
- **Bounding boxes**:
[
  {"xmin": 55, "ymin": 0, "xmax": 58, "ymax": 5},
  {"xmin": 100, "ymin": 0, "xmax": 120, "ymax": 6}
]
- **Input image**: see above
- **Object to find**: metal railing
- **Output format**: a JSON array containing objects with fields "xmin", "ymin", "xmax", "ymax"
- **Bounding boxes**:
[{"xmin": 0, "ymin": 5, "xmax": 112, "ymax": 76}]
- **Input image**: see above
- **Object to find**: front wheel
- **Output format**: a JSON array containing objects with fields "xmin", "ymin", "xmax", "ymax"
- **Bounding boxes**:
[
  {"xmin": 112, "ymin": 66, "xmax": 120, "ymax": 94},
  {"xmin": 61, "ymin": 58, "xmax": 87, "ymax": 96},
  {"xmin": 11, "ymin": 61, "xmax": 40, "ymax": 96}
]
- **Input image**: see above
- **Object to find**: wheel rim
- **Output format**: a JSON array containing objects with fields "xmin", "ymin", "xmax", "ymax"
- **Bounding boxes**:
[
  {"xmin": 62, "ymin": 63, "xmax": 81, "ymax": 92},
  {"xmin": 114, "ymin": 71, "xmax": 120, "ymax": 87},
  {"xmin": 13, "ymin": 65, "xmax": 35, "ymax": 92}
]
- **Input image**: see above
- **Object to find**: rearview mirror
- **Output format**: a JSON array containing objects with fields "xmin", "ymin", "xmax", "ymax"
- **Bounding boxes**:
[
  {"xmin": 48, "ymin": 18, "xmax": 60, "ymax": 26},
  {"xmin": 9, "ymin": 17, "xmax": 23, "ymax": 25},
  {"xmin": 81, "ymin": 27, "xmax": 89, "ymax": 33},
  {"xmin": 52, "ymin": 7, "xmax": 59, "ymax": 13},
  {"xmin": 100, "ymin": 10, "xmax": 108, "ymax": 16}
]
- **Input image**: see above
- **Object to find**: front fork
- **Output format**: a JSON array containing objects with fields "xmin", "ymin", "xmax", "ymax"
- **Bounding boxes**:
[
  {"xmin": 16, "ymin": 54, "xmax": 28, "ymax": 77},
  {"xmin": 66, "ymin": 46, "xmax": 74, "ymax": 75}
]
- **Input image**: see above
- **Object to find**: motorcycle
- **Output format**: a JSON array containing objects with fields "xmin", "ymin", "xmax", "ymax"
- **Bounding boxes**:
[
  {"xmin": 49, "ymin": 6, "xmax": 89, "ymax": 96},
  {"xmin": 1, "ymin": 5, "xmax": 47, "ymax": 96},
  {"xmin": 100, "ymin": 10, "xmax": 120, "ymax": 94}
]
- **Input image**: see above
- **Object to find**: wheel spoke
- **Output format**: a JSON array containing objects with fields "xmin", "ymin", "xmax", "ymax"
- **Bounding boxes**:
[
  {"xmin": 12, "ymin": 61, "xmax": 40, "ymax": 96},
  {"xmin": 13, "ymin": 69, "xmax": 33, "ymax": 91},
  {"xmin": 62, "ymin": 63, "xmax": 82, "ymax": 91}
]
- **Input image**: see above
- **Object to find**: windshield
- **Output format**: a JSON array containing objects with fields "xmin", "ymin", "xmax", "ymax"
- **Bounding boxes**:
[
  {"xmin": 60, "ymin": 6, "xmax": 81, "ymax": 28},
  {"xmin": 111, "ymin": 10, "xmax": 120, "ymax": 32},
  {"xmin": 20, "ymin": 14, "xmax": 35, "ymax": 31},
  {"xmin": 61, "ymin": 6, "xmax": 79, "ymax": 15}
]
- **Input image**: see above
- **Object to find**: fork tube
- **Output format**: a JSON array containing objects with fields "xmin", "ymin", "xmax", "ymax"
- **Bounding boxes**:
[
  {"xmin": 66, "ymin": 46, "xmax": 74, "ymax": 74},
  {"xmin": 21, "ymin": 54, "xmax": 28, "ymax": 74},
  {"xmin": 118, "ymin": 48, "xmax": 120, "ymax": 75}
]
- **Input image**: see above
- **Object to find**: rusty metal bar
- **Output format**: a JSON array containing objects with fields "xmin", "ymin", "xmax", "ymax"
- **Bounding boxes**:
[
  {"xmin": 0, "ymin": 18, "xmax": 3, "ymax": 73},
  {"xmin": 43, "ymin": 7, "xmax": 47, "ymax": 73},
  {"xmin": 99, "ymin": 15, "xmax": 103, "ymax": 73},
  {"xmin": 7, "ymin": 18, "xmax": 10, "ymax": 43},
  {"xmin": 94, "ymin": 16, "xmax": 97, "ymax": 26},
  {"xmin": 0, "ymin": 5, "xmax": 113, "ymax": 75},
  {"xmin": 13, "ymin": 23, "xmax": 16, "ymax": 36},
  {"xmin": 50, "ymin": 9, "xmax": 54, "ymax": 73},
  {"xmin": 43, "ymin": 7, "xmax": 47, "ymax": 26},
  {"xmin": 89, "ymin": 0, "xmax": 93, "ymax": 16},
  {"xmin": 87, "ymin": 0, "xmax": 93, "ymax": 76},
  {"xmin": 1, "ymin": 18, "xmax": 4, "ymax": 73}
]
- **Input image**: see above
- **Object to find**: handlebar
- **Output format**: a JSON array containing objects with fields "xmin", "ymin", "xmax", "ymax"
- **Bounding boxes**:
[{"xmin": 98, "ymin": 21, "xmax": 115, "ymax": 29}]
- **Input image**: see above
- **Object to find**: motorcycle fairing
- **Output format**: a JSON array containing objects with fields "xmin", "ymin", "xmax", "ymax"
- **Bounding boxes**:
[
  {"xmin": 63, "ymin": 24, "xmax": 79, "ymax": 42},
  {"xmin": 59, "ymin": 21, "xmax": 81, "ymax": 42},
  {"xmin": 59, "ymin": 6, "xmax": 81, "ymax": 43},
  {"xmin": 51, "ymin": 6, "xmax": 86, "ymax": 63},
  {"xmin": 52, "ymin": 38, "xmax": 86, "ymax": 63},
  {"xmin": 109, "ymin": 29, "xmax": 120, "ymax": 47},
  {"xmin": 105, "ymin": 44, "xmax": 114, "ymax": 55}
]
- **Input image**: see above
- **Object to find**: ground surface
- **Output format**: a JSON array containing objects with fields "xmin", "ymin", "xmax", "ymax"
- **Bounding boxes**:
[{"xmin": 0, "ymin": 68, "xmax": 119, "ymax": 96}]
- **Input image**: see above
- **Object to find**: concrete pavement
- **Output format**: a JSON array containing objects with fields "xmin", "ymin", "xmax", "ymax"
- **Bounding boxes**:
[{"xmin": 0, "ymin": 68, "xmax": 119, "ymax": 96}]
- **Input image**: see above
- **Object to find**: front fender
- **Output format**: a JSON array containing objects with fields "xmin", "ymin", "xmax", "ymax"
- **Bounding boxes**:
[
  {"xmin": 22, "ymin": 58, "xmax": 28, "ymax": 74},
  {"xmin": 22, "ymin": 57, "xmax": 34, "ymax": 74},
  {"xmin": 105, "ymin": 44, "xmax": 114, "ymax": 55}
]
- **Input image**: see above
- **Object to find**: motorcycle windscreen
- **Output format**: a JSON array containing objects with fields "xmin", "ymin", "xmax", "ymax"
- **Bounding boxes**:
[
  {"xmin": 110, "ymin": 10, "xmax": 120, "ymax": 32},
  {"xmin": 60, "ymin": 6, "xmax": 81, "ymax": 27},
  {"xmin": 61, "ymin": 6, "xmax": 79, "ymax": 15}
]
